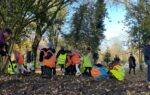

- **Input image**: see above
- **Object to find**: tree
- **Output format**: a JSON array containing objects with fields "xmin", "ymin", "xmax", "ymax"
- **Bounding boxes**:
[
  {"xmin": 31, "ymin": 0, "xmax": 75, "ymax": 69},
  {"xmin": 64, "ymin": 0, "xmax": 106, "ymax": 52},
  {"xmin": 125, "ymin": 0, "xmax": 150, "ymax": 47},
  {"xmin": 125, "ymin": 0, "xmax": 150, "ymax": 70},
  {"xmin": 47, "ymin": 7, "xmax": 67, "ymax": 48},
  {"xmin": 0, "ymin": 0, "xmax": 36, "ymax": 73},
  {"xmin": 0, "ymin": 0, "xmax": 75, "ymax": 73}
]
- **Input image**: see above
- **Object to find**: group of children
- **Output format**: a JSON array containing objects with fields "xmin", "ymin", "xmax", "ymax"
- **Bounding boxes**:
[
  {"xmin": 6, "ymin": 44, "xmax": 126, "ymax": 81},
  {"xmin": 7, "ymin": 48, "xmax": 34, "ymax": 74},
  {"xmin": 39, "ymin": 47, "xmax": 93, "ymax": 78},
  {"xmin": 39, "ymin": 46, "xmax": 126, "ymax": 81}
]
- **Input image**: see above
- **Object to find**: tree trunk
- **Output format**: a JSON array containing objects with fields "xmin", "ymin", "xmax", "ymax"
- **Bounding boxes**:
[
  {"xmin": 32, "ymin": 33, "xmax": 42, "ymax": 72},
  {"xmin": 55, "ymin": 36, "xmax": 59, "ymax": 49}
]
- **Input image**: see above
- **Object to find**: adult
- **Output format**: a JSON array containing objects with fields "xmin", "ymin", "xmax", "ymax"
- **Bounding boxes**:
[
  {"xmin": 128, "ymin": 53, "xmax": 136, "ymax": 75},
  {"xmin": 143, "ymin": 39, "xmax": 150, "ymax": 82},
  {"xmin": 0, "ymin": 28, "xmax": 12, "ymax": 56}
]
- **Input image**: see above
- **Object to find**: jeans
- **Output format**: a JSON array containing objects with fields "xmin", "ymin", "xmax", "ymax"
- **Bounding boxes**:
[
  {"xmin": 41, "ymin": 66, "xmax": 52, "ymax": 78},
  {"xmin": 146, "ymin": 60, "xmax": 150, "ymax": 81}
]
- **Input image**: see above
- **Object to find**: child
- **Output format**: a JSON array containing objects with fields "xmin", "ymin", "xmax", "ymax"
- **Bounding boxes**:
[
  {"xmin": 72, "ymin": 50, "xmax": 81, "ymax": 76},
  {"xmin": 14, "ymin": 50, "xmax": 28, "ymax": 74},
  {"xmin": 56, "ymin": 46, "xmax": 67, "ymax": 75},
  {"xmin": 91, "ymin": 63, "xmax": 108, "ymax": 79},
  {"xmin": 82, "ymin": 47, "xmax": 93, "ymax": 76},
  {"xmin": 109, "ymin": 61, "xmax": 126, "ymax": 81}
]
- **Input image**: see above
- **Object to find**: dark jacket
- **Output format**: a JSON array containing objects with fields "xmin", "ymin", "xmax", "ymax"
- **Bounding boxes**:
[
  {"xmin": 26, "ymin": 51, "xmax": 33, "ymax": 63},
  {"xmin": 128, "ymin": 56, "xmax": 136, "ymax": 68},
  {"xmin": 0, "ymin": 32, "xmax": 5, "ymax": 48},
  {"xmin": 143, "ymin": 45, "xmax": 150, "ymax": 62},
  {"xmin": 0, "ymin": 32, "xmax": 7, "ymax": 56},
  {"xmin": 39, "ymin": 48, "xmax": 48, "ymax": 62},
  {"xmin": 44, "ymin": 48, "xmax": 56, "ymax": 59},
  {"xmin": 56, "ymin": 49, "xmax": 66, "ymax": 58}
]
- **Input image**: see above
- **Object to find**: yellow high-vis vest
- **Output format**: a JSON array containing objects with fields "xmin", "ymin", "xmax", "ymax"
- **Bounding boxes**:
[{"xmin": 110, "ymin": 63, "xmax": 125, "ymax": 81}]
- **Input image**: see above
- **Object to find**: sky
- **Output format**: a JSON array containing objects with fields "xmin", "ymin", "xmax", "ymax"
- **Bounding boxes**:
[
  {"xmin": 101, "ymin": 3, "xmax": 129, "ymax": 51},
  {"xmin": 104, "ymin": 4, "xmax": 127, "ymax": 40}
]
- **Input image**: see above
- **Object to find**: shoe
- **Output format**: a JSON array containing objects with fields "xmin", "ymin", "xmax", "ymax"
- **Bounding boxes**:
[
  {"xmin": 76, "ymin": 72, "xmax": 81, "ymax": 76},
  {"xmin": 147, "ymin": 85, "xmax": 150, "ymax": 89}
]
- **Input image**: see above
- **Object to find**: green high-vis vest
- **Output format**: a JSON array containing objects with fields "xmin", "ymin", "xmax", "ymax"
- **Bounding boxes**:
[
  {"xmin": 57, "ymin": 54, "xmax": 67, "ymax": 65},
  {"xmin": 110, "ymin": 64, "xmax": 125, "ymax": 81},
  {"xmin": 83, "ymin": 53, "xmax": 93, "ymax": 67},
  {"xmin": 7, "ymin": 63, "xmax": 17, "ymax": 74}
]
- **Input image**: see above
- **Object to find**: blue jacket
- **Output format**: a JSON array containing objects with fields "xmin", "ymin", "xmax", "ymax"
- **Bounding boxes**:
[{"xmin": 92, "ymin": 64, "xmax": 109, "ymax": 79}]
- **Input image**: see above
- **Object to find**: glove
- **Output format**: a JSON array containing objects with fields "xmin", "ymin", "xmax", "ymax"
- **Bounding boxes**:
[{"xmin": 6, "ymin": 42, "xmax": 9, "ymax": 46}]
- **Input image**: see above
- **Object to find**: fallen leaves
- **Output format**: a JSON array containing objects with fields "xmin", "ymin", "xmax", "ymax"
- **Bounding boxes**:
[{"xmin": 0, "ymin": 70, "xmax": 149, "ymax": 95}]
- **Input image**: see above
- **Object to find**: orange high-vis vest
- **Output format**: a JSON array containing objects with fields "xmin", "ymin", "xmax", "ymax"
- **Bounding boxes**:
[
  {"xmin": 91, "ymin": 67, "xmax": 102, "ymax": 77},
  {"xmin": 42, "ymin": 50, "xmax": 56, "ymax": 68},
  {"xmin": 113, "ymin": 64, "xmax": 122, "ymax": 71},
  {"xmin": 72, "ymin": 52, "xmax": 80, "ymax": 64},
  {"xmin": 18, "ymin": 52, "xmax": 24, "ymax": 64}
]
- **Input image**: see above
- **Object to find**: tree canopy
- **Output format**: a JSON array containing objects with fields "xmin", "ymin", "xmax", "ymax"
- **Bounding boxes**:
[{"xmin": 64, "ymin": 0, "xmax": 106, "ymax": 52}]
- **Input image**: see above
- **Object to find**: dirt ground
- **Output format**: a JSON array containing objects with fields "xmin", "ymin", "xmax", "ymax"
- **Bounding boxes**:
[{"xmin": 0, "ymin": 69, "xmax": 150, "ymax": 95}]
